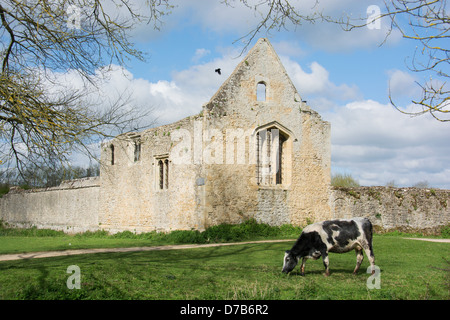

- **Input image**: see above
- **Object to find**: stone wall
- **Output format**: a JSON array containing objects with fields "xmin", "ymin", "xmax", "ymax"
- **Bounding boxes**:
[
  {"xmin": 1, "ymin": 182, "xmax": 448, "ymax": 234},
  {"xmin": 0, "ymin": 177, "xmax": 100, "ymax": 233},
  {"xmin": 331, "ymin": 186, "xmax": 450, "ymax": 234}
]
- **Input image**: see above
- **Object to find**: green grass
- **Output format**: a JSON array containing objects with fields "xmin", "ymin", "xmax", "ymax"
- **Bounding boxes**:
[
  {"xmin": 0, "ymin": 235, "xmax": 448, "ymax": 300},
  {"xmin": 0, "ymin": 221, "xmax": 448, "ymax": 300}
]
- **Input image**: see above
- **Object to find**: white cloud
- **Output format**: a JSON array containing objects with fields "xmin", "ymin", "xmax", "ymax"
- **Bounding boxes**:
[
  {"xmin": 280, "ymin": 56, "xmax": 362, "ymax": 109},
  {"xmin": 272, "ymin": 41, "xmax": 305, "ymax": 58},
  {"xmin": 77, "ymin": 51, "xmax": 241, "ymax": 126},
  {"xmin": 175, "ymin": 0, "xmax": 261, "ymax": 36},
  {"xmin": 192, "ymin": 48, "xmax": 211, "ymax": 63},
  {"xmin": 328, "ymin": 100, "xmax": 450, "ymax": 188},
  {"xmin": 387, "ymin": 69, "xmax": 423, "ymax": 103}
]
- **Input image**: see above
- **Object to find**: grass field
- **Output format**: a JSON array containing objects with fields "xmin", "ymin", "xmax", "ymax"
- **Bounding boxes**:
[{"xmin": 0, "ymin": 233, "xmax": 448, "ymax": 300}]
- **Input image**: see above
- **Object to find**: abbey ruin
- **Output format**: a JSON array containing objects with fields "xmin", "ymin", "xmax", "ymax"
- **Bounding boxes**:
[{"xmin": 1, "ymin": 39, "xmax": 448, "ymax": 234}]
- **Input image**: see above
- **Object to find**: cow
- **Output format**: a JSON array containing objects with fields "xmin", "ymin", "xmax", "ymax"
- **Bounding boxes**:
[{"xmin": 282, "ymin": 217, "xmax": 375, "ymax": 276}]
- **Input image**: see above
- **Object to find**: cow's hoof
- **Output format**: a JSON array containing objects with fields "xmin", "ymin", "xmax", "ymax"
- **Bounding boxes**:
[
  {"xmin": 300, "ymin": 272, "xmax": 305, "ymax": 277},
  {"xmin": 324, "ymin": 272, "xmax": 330, "ymax": 277}
]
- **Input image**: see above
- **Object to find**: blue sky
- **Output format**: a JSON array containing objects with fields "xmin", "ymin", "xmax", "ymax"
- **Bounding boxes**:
[{"xmin": 70, "ymin": 0, "xmax": 450, "ymax": 189}]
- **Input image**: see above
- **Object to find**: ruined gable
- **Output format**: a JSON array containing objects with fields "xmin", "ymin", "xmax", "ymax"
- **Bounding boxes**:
[{"xmin": 204, "ymin": 38, "xmax": 303, "ymax": 122}]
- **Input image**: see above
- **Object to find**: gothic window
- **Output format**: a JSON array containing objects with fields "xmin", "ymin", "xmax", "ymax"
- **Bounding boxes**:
[
  {"xmin": 157, "ymin": 156, "xmax": 169, "ymax": 190},
  {"xmin": 159, "ymin": 160, "xmax": 164, "ymax": 189},
  {"xmin": 134, "ymin": 140, "xmax": 141, "ymax": 162},
  {"xmin": 256, "ymin": 126, "xmax": 289, "ymax": 186},
  {"xmin": 164, "ymin": 159, "xmax": 169, "ymax": 189},
  {"xmin": 257, "ymin": 82, "xmax": 266, "ymax": 101},
  {"xmin": 110, "ymin": 144, "xmax": 115, "ymax": 165}
]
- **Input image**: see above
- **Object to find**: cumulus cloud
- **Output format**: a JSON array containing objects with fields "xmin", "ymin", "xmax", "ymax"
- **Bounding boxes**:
[
  {"xmin": 192, "ymin": 48, "xmax": 211, "ymax": 63},
  {"xmin": 57, "ymin": 50, "xmax": 241, "ymax": 127},
  {"xmin": 386, "ymin": 69, "xmax": 423, "ymax": 105},
  {"xmin": 280, "ymin": 56, "xmax": 362, "ymax": 110},
  {"xmin": 328, "ymin": 100, "xmax": 450, "ymax": 188}
]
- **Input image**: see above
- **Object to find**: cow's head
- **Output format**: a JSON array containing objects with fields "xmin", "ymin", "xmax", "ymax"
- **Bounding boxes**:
[{"xmin": 282, "ymin": 250, "xmax": 298, "ymax": 274}]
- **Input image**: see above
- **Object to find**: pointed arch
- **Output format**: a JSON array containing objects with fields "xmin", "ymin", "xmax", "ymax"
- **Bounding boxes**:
[{"xmin": 254, "ymin": 121, "xmax": 293, "ymax": 187}]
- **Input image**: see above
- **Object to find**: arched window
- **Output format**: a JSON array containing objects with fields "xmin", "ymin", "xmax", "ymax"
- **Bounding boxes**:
[
  {"xmin": 159, "ymin": 160, "xmax": 164, "ymax": 189},
  {"xmin": 110, "ymin": 144, "xmax": 115, "ymax": 165},
  {"xmin": 134, "ymin": 141, "xmax": 141, "ymax": 162},
  {"xmin": 257, "ymin": 82, "xmax": 266, "ymax": 101},
  {"xmin": 164, "ymin": 159, "xmax": 169, "ymax": 189},
  {"xmin": 255, "ymin": 124, "xmax": 291, "ymax": 186},
  {"xmin": 157, "ymin": 156, "xmax": 169, "ymax": 190}
]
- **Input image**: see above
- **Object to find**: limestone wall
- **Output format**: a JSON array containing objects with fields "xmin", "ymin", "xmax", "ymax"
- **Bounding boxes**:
[
  {"xmin": 1, "ymin": 181, "xmax": 448, "ymax": 234},
  {"xmin": 99, "ymin": 115, "xmax": 204, "ymax": 233},
  {"xmin": 331, "ymin": 186, "xmax": 450, "ymax": 234},
  {"xmin": 0, "ymin": 177, "xmax": 100, "ymax": 233}
]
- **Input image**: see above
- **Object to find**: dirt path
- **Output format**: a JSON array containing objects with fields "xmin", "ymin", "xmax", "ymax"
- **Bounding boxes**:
[
  {"xmin": 1, "ymin": 237, "xmax": 448, "ymax": 262},
  {"xmin": 0, "ymin": 239, "xmax": 295, "ymax": 262},
  {"xmin": 404, "ymin": 238, "xmax": 450, "ymax": 243}
]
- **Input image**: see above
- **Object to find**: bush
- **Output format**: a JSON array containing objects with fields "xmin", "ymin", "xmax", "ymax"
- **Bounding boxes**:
[
  {"xmin": 0, "ymin": 184, "xmax": 10, "ymax": 198},
  {"xmin": 440, "ymin": 225, "xmax": 450, "ymax": 238},
  {"xmin": 76, "ymin": 230, "xmax": 110, "ymax": 238},
  {"xmin": 169, "ymin": 230, "xmax": 206, "ymax": 244},
  {"xmin": 331, "ymin": 173, "xmax": 360, "ymax": 188},
  {"xmin": 0, "ymin": 224, "xmax": 65, "ymax": 237}
]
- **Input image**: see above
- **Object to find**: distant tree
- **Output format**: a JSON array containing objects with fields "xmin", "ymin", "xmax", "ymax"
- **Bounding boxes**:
[
  {"xmin": 331, "ymin": 173, "xmax": 360, "ymax": 188},
  {"xmin": 412, "ymin": 180, "xmax": 429, "ymax": 188},
  {"xmin": 5, "ymin": 162, "xmax": 100, "ymax": 188},
  {"xmin": 385, "ymin": 180, "xmax": 397, "ymax": 188}
]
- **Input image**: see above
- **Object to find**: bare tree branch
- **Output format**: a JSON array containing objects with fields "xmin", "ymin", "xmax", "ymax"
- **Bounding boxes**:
[
  {"xmin": 0, "ymin": 0, "xmax": 165, "ymax": 179},
  {"xmin": 228, "ymin": 0, "xmax": 449, "ymax": 121}
]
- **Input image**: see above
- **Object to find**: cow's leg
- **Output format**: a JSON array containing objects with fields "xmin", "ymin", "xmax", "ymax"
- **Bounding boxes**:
[
  {"xmin": 362, "ymin": 244, "xmax": 375, "ymax": 275},
  {"xmin": 300, "ymin": 257, "xmax": 308, "ymax": 276},
  {"xmin": 353, "ymin": 248, "xmax": 364, "ymax": 275},
  {"xmin": 322, "ymin": 253, "xmax": 330, "ymax": 277}
]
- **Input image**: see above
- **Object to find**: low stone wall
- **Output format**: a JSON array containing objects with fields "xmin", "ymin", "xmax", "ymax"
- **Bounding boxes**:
[
  {"xmin": 0, "ymin": 177, "xmax": 100, "ymax": 233},
  {"xmin": 1, "ymin": 180, "xmax": 448, "ymax": 235},
  {"xmin": 331, "ymin": 186, "xmax": 450, "ymax": 235}
]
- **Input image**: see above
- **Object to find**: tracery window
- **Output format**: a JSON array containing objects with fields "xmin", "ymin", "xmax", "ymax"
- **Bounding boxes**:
[{"xmin": 256, "ymin": 125, "xmax": 290, "ymax": 186}]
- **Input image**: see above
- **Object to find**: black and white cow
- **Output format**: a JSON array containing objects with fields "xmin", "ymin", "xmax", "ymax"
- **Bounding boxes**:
[{"xmin": 282, "ymin": 217, "xmax": 375, "ymax": 276}]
